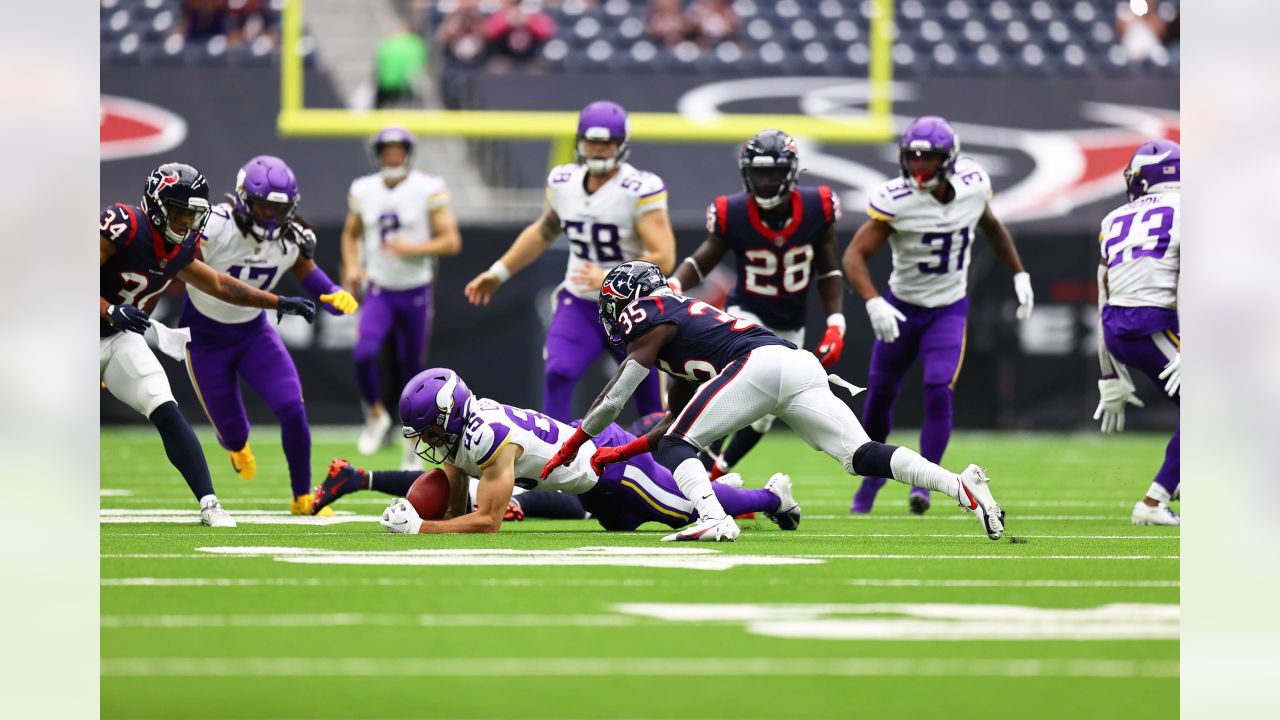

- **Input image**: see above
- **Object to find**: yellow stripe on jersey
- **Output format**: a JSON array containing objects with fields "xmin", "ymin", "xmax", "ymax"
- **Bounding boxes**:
[
  {"xmin": 478, "ymin": 435, "xmax": 513, "ymax": 470},
  {"xmin": 1164, "ymin": 329, "xmax": 1180, "ymax": 349},
  {"xmin": 427, "ymin": 191, "xmax": 450, "ymax": 210},
  {"xmin": 347, "ymin": 194, "xmax": 359, "ymax": 213},
  {"xmin": 636, "ymin": 192, "xmax": 668, "ymax": 207},
  {"xmin": 866, "ymin": 206, "xmax": 894, "ymax": 223},
  {"xmin": 620, "ymin": 479, "xmax": 689, "ymax": 520},
  {"xmin": 545, "ymin": 187, "xmax": 555, "ymax": 200}
]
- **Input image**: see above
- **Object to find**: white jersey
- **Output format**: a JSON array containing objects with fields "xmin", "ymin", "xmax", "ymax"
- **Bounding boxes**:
[
  {"xmin": 187, "ymin": 204, "xmax": 298, "ymax": 324},
  {"xmin": 348, "ymin": 170, "xmax": 449, "ymax": 290},
  {"xmin": 449, "ymin": 397, "xmax": 599, "ymax": 495},
  {"xmin": 1098, "ymin": 191, "xmax": 1180, "ymax": 309},
  {"xmin": 546, "ymin": 161, "xmax": 668, "ymax": 300},
  {"xmin": 867, "ymin": 157, "xmax": 993, "ymax": 308}
]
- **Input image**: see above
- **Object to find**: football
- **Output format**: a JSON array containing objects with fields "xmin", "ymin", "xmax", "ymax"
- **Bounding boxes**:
[{"xmin": 406, "ymin": 468, "xmax": 451, "ymax": 520}]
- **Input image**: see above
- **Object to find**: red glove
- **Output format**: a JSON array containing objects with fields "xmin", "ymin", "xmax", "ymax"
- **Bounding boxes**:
[
  {"xmin": 540, "ymin": 427, "xmax": 591, "ymax": 479},
  {"xmin": 814, "ymin": 315, "xmax": 846, "ymax": 368},
  {"xmin": 590, "ymin": 434, "xmax": 652, "ymax": 476}
]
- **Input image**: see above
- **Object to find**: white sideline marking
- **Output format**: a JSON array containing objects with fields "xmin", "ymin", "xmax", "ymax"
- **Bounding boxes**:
[
  {"xmin": 796, "ymin": 554, "xmax": 1179, "ymax": 560},
  {"xmin": 100, "ymin": 509, "xmax": 380, "ymax": 525},
  {"xmin": 844, "ymin": 578, "xmax": 1179, "ymax": 589},
  {"xmin": 807, "ymin": 514, "xmax": 1127, "ymax": 521},
  {"xmin": 100, "ymin": 489, "xmax": 133, "ymax": 497},
  {"xmin": 614, "ymin": 603, "xmax": 1180, "ymax": 642},
  {"xmin": 102, "ymin": 577, "xmax": 657, "ymax": 588},
  {"xmin": 102, "ymin": 613, "xmax": 641, "ymax": 629},
  {"xmin": 188, "ymin": 545, "xmax": 823, "ymax": 571},
  {"xmin": 794, "ymin": 534, "xmax": 1178, "ymax": 540},
  {"xmin": 101, "ymin": 656, "xmax": 1179, "ymax": 679}
]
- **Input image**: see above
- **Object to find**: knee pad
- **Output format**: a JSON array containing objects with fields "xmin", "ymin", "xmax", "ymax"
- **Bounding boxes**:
[
  {"xmin": 274, "ymin": 400, "xmax": 308, "ymax": 426},
  {"xmin": 750, "ymin": 415, "xmax": 776, "ymax": 434},
  {"xmin": 851, "ymin": 441, "xmax": 898, "ymax": 478},
  {"xmin": 923, "ymin": 383, "xmax": 954, "ymax": 419}
]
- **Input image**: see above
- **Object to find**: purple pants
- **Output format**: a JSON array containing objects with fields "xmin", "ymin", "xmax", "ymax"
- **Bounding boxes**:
[
  {"xmin": 181, "ymin": 303, "xmax": 312, "ymax": 497},
  {"xmin": 581, "ymin": 423, "xmax": 779, "ymax": 531},
  {"xmin": 858, "ymin": 293, "xmax": 968, "ymax": 497},
  {"xmin": 543, "ymin": 290, "xmax": 662, "ymax": 423},
  {"xmin": 354, "ymin": 283, "xmax": 433, "ymax": 407},
  {"xmin": 1102, "ymin": 305, "xmax": 1180, "ymax": 499}
]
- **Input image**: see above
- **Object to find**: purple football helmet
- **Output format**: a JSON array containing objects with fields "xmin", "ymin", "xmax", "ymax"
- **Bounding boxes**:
[
  {"xmin": 231, "ymin": 155, "xmax": 299, "ymax": 243},
  {"xmin": 899, "ymin": 115, "xmax": 960, "ymax": 191},
  {"xmin": 399, "ymin": 368, "xmax": 474, "ymax": 464},
  {"xmin": 370, "ymin": 126, "xmax": 415, "ymax": 180},
  {"xmin": 1124, "ymin": 139, "xmax": 1180, "ymax": 201},
  {"xmin": 576, "ymin": 100, "xmax": 630, "ymax": 174}
]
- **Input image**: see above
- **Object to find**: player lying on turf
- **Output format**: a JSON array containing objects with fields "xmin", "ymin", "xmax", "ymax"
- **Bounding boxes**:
[
  {"xmin": 541, "ymin": 261, "xmax": 1006, "ymax": 542},
  {"xmin": 327, "ymin": 367, "xmax": 798, "ymax": 534}
]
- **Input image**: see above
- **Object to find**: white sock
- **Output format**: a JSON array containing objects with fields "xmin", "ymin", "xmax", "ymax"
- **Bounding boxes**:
[
  {"xmin": 888, "ymin": 448, "xmax": 960, "ymax": 499},
  {"xmin": 1146, "ymin": 481, "xmax": 1172, "ymax": 505},
  {"xmin": 198, "ymin": 494, "xmax": 218, "ymax": 509},
  {"xmin": 673, "ymin": 458, "xmax": 726, "ymax": 519}
]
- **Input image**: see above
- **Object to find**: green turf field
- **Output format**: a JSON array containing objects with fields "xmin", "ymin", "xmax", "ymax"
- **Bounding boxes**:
[{"xmin": 101, "ymin": 427, "xmax": 1178, "ymax": 719}]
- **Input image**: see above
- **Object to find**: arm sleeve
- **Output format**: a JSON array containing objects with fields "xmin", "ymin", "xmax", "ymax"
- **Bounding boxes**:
[{"xmin": 581, "ymin": 359, "xmax": 652, "ymax": 436}]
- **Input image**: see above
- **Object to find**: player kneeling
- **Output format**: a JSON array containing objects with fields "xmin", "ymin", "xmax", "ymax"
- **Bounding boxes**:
[{"xmin": 349, "ymin": 368, "xmax": 797, "ymax": 534}]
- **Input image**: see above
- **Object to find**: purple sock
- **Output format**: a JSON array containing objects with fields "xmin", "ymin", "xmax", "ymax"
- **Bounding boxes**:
[
  {"xmin": 355, "ymin": 357, "xmax": 379, "ymax": 407},
  {"xmin": 713, "ymin": 485, "xmax": 779, "ymax": 516},
  {"xmin": 277, "ymin": 402, "xmax": 312, "ymax": 498},
  {"xmin": 1153, "ymin": 426, "xmax": 1180, "ymax": 497},
  {"xmin": 919, "ymin": 383, "xmax": 954, "ymax": 464}
]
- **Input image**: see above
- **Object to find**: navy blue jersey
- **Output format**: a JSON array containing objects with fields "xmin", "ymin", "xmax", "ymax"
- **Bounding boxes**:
[
  {"xmin": 618, "ymin": 292, "xmax": 794, "ymax": 382},
  {"xmin": 710, "ymin": 185, "xmax": 840, "ymax": 331},
  {"xmin": 99, "ymin": 202, "xmax": 199, "ymax": 337}
]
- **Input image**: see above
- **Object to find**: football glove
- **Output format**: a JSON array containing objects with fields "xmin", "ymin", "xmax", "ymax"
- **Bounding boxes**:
[
  {"xmin": 540, "ymin": 428, "xmax": 590, "ymax": 479},
  {"xmin": 590, "ymin": 446, "xmax": 628, "ymax": 476},
  {"xmin": 319, "ymin": 290, "xmax": 358, "ymax": 315},
  {"xmin": 380, "ymin": 497, "xmax": 423, "ymax": 534},
  {"xmin": 1094, "ymin": 377, "xmax": 1145, "ymax": 434},
  {"xmin": 865, "ymin": 296, "xmax": 906, "ymax": 343},
  {"xmin": 814, "ymin": 314, "xmax": 846, "ymax": 367},
  {"xmin": 276, "ymin": 296, "xmax": 317, "ymax": 324},
  {"xmin": 107, "ymin": 304, "xmax": 151, "ymax": 334},
  {"xmin": 1013, "ymin": 272, "xmax": 1034, "ymax": 321},
  {"xmin": 1158, "ymin": 352, "xmax": 1180, "ymax": 397}
]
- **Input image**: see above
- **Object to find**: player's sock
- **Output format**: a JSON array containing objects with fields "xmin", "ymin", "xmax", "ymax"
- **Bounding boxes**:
[
  {"xmin": 148, "ymin": 401, "xmax": 215, "ymax": 501},
  {"xmin": 367, "ymin": 469, "xmax": 419, "ymax": 496},
  {"xmin": 1150, "ymin": 427, "xmax": 1180, "ymax": 502},
  {"xmin": 277, "ymin": 402, "xmax": 312, "ymax": 498},
  {"xmin": 883, "ymin": 445, "xmax": 961, "ymax": 499},
  {"xmin": 511, "ymin": 492, "xmax": 589, "ymax": 520},
  {"xmin": 920, "ymin": 384, "xmax": 954, "ymax": 462},
  {"xmin": 721, "ymin": 426, "xmax": 765, "ymax": 468},
  {"xmin": 656, "ymin": 436, "xmax": 729, "ymax": 519},
  {"xmin": 354, "ymin": 358, "xmax": 380, "ymax": 407},
  {"xmin": 712, "ymin": 484, "xmax": 780, "ymax": 516}
]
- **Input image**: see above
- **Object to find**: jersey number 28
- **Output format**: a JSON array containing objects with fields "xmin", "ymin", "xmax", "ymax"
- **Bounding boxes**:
[{"xmin": 743, "ymin": 246, "xmax": 813, "ymax": 296}]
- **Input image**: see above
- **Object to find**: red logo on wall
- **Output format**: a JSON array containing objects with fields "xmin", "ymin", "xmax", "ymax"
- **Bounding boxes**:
[{"xmin": 100, "ymin": 95, "xmax": 187, "ymax": 161}]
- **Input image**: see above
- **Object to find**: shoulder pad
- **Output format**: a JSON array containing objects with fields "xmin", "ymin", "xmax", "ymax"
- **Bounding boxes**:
[
  {"xmin": 817, "ymin": 186, "xmax": 842, "ymax": 224},
  {"xmin": 867, "ymin": 178, "xmax": 910, "ymax": 223},
  {"xmin": 546, "ymin": 164, "xmax": 579, "ymax": 188},
  {"xmin": 287, "ymin": 221, "xmax": 317, "ymax": 259},
  {"xmin": 952, "ymin": 158, "xmax": 991, "ymax": 194},
  {"xmin": 461, "ymin": 413, "xmax": 514, "ymax": 469},
  {"xmin": 99, "ymin": 203, "xmax": 137, "ymax": 246}
]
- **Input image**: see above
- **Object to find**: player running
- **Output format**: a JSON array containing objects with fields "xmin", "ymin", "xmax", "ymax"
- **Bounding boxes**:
[
  {"xmin": 1092, "ymin": 139, "xmax": 1181, "ymax": 526},
  {"xmin": 463, "ymin": 100, "xmax": 676, "ymax": 422},
  {"xmin": 100, "ymin": 162, "xmax": 317, "ymax": 527},
  {"xmin": 542, "ymin": 261, "xmax": 1005, "ymax": 542},
  {"xmin": 341, "ymin": 126, "xmax": 462, "ymax": 469},
  {"xmin": 843, "ymin": 116, "xmax": 1033, "ymax": 515},
  {"xmin": 669, "ymin": 129, "xmax": 845, "ymax": 479},
  {"xmin": 181, "ymin": 156, "xmax": 359, "ymax": 516},
  {"xmin": 335, "ymin": 368, "xmax": 796, "ymax": 535}
]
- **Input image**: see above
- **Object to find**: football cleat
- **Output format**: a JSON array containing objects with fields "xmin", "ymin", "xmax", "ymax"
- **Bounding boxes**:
[
  {"xmin": 199, "ymin": 499, "xmax": 236, "ymax": 528},
  {"xmin": 503, "ymin": 500, "xmax": 525, "ymax": 522},
  {"xmin": 850, "ymin": 476, "xmax": 887, "ymax": 514},
  {"xmin": 291, "ymin": 494, "xmax": 335, "ymax": 517},
  {"xmin": 311, "ymin": 458, "xmax": 366, "ymax": 515},
  {"xmin": 357, "ymin": 410, "xmax": 392, "ymax": 455},
  {"xmin": 713, "ymin": 472, "xmax": 744, "ymax": 489},
  {"xmin": 399, "ymin": 437, "xmax": 424, "ymax": 472},
  {"xmin": 763, "ymin": 472, "xmax": 801, "ymax": 531},
  {"xmin": 956, "ymin": 465, "xmax": 1004, "ymax": 540},
  {"xmin": 228, "ymin": 443, "xmax": 257, "ymax": 481},
  {"xmin": 1131, "ymin": 501, "xmax": 1180, "ymax": 526},
  {"xmin": 908, "ymin": 486, "xmax": 931, "ymax": 515},
  {"xmin": 661, "ymin": 515, "xmax": 740, "ymax": 542}
]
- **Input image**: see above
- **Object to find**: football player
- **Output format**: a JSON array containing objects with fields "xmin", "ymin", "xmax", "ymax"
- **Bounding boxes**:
[
  {"xmin": 325, "ymin": 368, "xmax": 797, "ymax": 535},
  {"xmin": 100, "ymin": 162, "xmax": 317, "ymax": 527},
  {"xmin": 341, "ymin": 126, "xmax": 462, "ymax": 469},
  {"xmin": 669, "ymin": 129, "xmax": 845, "ymax": 480},
  {"xmin": 542, "ymin": 262, "xmax": 1005, "ymax": 542},
  {"xmin": 1092, "ymin": 139, "xmax": 1181, "ymax": 526},
  {"xmin": 843, "ymin": 116, "xmax": 1033, "ymax": 515},
  {"xmin": 181, "ymin": 156, "xmax": 359, "ymax": 516},
  {"xmin": 463, "ymin": 100, "xmax": 676, "ymax": 423}
]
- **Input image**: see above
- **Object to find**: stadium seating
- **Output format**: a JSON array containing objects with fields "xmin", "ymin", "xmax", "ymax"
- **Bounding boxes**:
[
  {"xmin": 100, "ymin": 0, "xmax": 316, "ymax": 67},
  {"xmin": 426, "ymin": 0, "xmax": 1178, "ymax": 77}
]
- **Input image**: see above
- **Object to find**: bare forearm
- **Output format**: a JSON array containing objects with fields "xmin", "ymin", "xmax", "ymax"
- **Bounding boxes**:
[
  {"xmin": 818, "ymin": 275, "xmax": 844, "ymax": 315},
  {"xmin": 340, "ymin": 230, "xmax": 361, "ymax": 269},
  {"xmin": 500, "ymin": 220, "xmax": 557, "ymax": 275},
  {"xmin": 417, "ymin": 511, "xmax": 501, "ymax": 534},
  {"xmin": 215, "ymin": 276, "xmax": 278, "ymax": 308},
  {"xmin": 981, "ymin": 219, "xmax": 1025, "ymax": 274},
  {"xmin": 842, "ymin": 249, "xmax": 880, "ymax": 301}
]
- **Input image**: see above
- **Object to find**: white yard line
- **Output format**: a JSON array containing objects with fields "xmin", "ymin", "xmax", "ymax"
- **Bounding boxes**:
[
  {"xmin": 102, "ymin": 577, "xmax": 657, "ymax": 588},
  {"xmin": 843, "ymin": 578, "xmax": 1179, "ymax": 588},
  {"xmin": 792, "ymin": 533, "xmax": 1178, "ymax": 540},
  {"xmin": 102, "ymin": 613, "xmax": 644, "ymax": 629},
  {"xmin": 100, "ymin": 656, "xmax": 1179, "ymax": 679},
  {"xmin": 795, "ymin": 554, "xmax": 1178, "ymax": 560}
]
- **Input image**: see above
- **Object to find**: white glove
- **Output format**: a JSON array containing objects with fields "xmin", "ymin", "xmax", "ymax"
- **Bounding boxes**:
[
  {"xmin": 380, "ymin": 497, "xmax": 423, "ymax": 534},
  {"xmin": 1158, "ymin": 352, "xmax": 1180, "ymax": 397},
  {"xmin": 865, "ymin": 296, "xmax": 906, "ymax": 343},
  {"xmin": 1013, "ymin": 272, "xmax": 1034, "ymax": 321},
  {"xmin": 1094, "ymin": 377, "xmax": 1145, "ymax": 434}
]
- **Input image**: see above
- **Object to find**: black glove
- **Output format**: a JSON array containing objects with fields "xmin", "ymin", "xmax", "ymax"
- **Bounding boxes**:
[
  {"xmin": 276, "ymin": 296, "xmax": 317, "ymax": 324},
  {"xmin": 107, "ymin": 304, "xmax": 151, "ymax": 334}
]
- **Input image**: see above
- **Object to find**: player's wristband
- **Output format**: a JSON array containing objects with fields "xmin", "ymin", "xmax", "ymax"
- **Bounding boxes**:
[
  {"xmin": 826, "ymin": 313, "xmax": 846, "ymax": 333},
  {"xmin": 489, "ymin": 261, "xmax": 512, "ymax": 284},
  {"xmin": 301, "ymin": 268, "xmax": 339, "ymax": 298},
  {"xmin": 105, "ymin": 304, "xmax": 116, "ymax": 325},
  {"xmin": 616, "ymin": 434, "xmax": 653, "ymax": 460}
]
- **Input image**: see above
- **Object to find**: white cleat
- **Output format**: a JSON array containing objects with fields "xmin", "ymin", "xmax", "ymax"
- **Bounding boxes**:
[
  {"xmin": 661, "ymin": 515, "xmax": 740, "ymax": 542},
  {"xmin": 199, "ymin": 500, "xmax": 237, "ymax": 528},
  {"xmin": 357, "ymin": 410, "xmax": 392, "ymax": 456},
  {"xmin": 763, "ymin": 472, "xmax": 801, "ymax": 531},
  {"xmin": 956, "ymin": 465, "xmax": 1004, "ymax": 540},
  {"xmin": 1132, "ymin": 500, "xmax": 1180, "ymax": 526},
  {"xmin": 714, "ymin": 472, "xmax": 744, "ymax": 489},
  {"xmin": 399, "ymin": 437, "xmax": 424, "ymax": 471}
]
